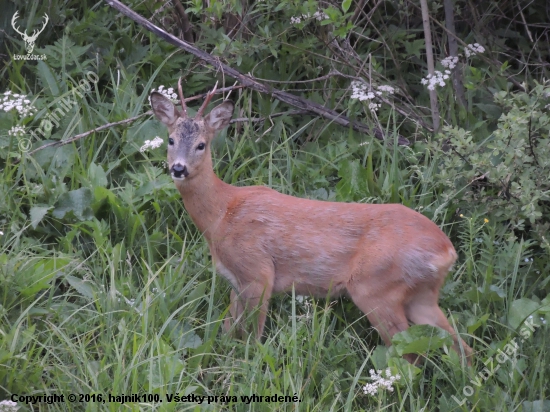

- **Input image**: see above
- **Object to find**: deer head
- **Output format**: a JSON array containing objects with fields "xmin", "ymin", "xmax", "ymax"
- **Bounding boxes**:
[
  {"xmin": 11, "ymin": 11, "xmax": 49, "ymax": 54},
  {"xmin": 150, "ymin": 80, "xmax": 234, "ymax": 181}
]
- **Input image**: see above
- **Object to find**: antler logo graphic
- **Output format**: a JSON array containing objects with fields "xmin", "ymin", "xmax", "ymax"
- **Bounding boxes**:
[{"xmin": 11, "ymin": 11, "xmax": 49, "ymax": 54}]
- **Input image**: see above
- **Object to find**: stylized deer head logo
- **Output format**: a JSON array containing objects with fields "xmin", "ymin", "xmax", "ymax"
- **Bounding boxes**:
[{"xmin": 11, "ymin": 11, "xmax": 49, "ymax": 54}]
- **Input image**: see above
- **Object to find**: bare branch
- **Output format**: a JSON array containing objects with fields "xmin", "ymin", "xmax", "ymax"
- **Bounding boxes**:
[
  {"xmin": 104, "ymin": 0, "xmax": 409, "ymax": 146},
  {"xmin": 173, "ymin": 0, "xmax": 194, "ymax": 43},
  {"xmin": 13, "ymin": 106, "xmax": 308, "ymax": 164},
  {"xmin": 420, "ymin": 0, "xmax": 440, "ymax": 133},
  {"xmin": 13, "ymin": 113, "xmax": 150, "ymax": 165},
  {"xmin": 443, "ymin": 0, "xmax": 466, "ymax": 108}
]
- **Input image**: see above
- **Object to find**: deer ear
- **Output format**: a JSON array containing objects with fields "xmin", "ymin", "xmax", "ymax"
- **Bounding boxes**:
[
  {"xmin": 205, "ymin": 101, "xmax": 234, "ymax": 132},
  {"xmin": 150, "ymin": 92, "xmax": 179, "ymax": 127}
]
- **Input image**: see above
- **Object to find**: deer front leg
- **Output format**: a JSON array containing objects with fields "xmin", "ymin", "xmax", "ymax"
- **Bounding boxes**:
[{"xmin": 223, "ymin": 280, "xmax": 273, "ymax": 339}]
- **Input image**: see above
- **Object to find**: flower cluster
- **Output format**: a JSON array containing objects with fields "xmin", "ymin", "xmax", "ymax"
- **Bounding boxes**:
[
  {"xmin": 0, "ymin": 400, "xmax": 19, "ymax": 412},
  {"xmin": 151, "ymin": 85, "xmax": 178, "ymax": 102},
  {"xmin": 421, "ymin": 70, "xmax": 451, "ymax": 91},
  {"xmin": 441, "ymin": 56, "xmax": 459, "ymax": 69},
  {"xmin": 0, "ymin": 91, "xmax": 36, "ymax": 118},
  {"xmin": 363, "ymin": 368, "xmax": 401, "ymax": 396},
  {"xmin": 8, "ymin": 125, "xmax": 25, "ymax": 137},
  {"xmin": 140, "ymin": 136, "xmax": 164, "ymax": 153},
  {"xmin": 464, "ymin": 43, "xmax": 485, "ymax": 58},
  {"xmin": 290, "ymin": 10, "xmax": 329, "ymax": 24},
  {"xmin": 350, "ymin": 81, "xmax": 395, "ymax": 112}
]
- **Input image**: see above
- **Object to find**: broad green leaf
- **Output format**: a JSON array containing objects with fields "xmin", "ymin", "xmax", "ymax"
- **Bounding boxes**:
[
  {"xmin": 508, "ymin": 298, "xmax": 540, "ymax": 329},
  {"xmin": 522, "ymin": 400, "xmax": 550, "ymax": 412},
  {"xmin": 336, "ymin": 159, "xmax": 368, "ymax": 200},
  {"xmin": 29, "ymin": 206, "xmax": 52, "ymax": 229},
  {"xmin": 52, "ymin": 188, "xmax": 94, "ymax": 221},
  {"xmin": 391, "ymin": 325, "xmax": 453, "ymax": 355},
  {"xmin": 88, "ymin": 162, "xmax": 108, "ymax": 188},
  {"xmin": 342, "ymin": 0, "xmax": 352, "ymax": 13},
  {"xmin": 467, "ymin": 313, "xmax": 490, "ymax": 334},
  {"xmin": 65, "ymin": 275, "xmax": 96, "ymax": 300},
  {"xmin": 36, "ymin": 61, "xmax": 60, "ymax": 96}
]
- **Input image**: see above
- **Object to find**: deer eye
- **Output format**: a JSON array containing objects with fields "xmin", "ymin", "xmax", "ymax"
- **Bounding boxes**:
[
  {"xmin": 196, "ymin": 142, "xmax": 206, "ymax": 151},
  {"xmin": 168, "ymin": 138, "xmax": 174, "ymax": 146}
]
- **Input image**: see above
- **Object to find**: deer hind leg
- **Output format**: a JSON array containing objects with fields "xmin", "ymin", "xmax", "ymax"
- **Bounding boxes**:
[
  {"xmin": 346, "ymin": 280, "xmax": 421, "ymax": 363},
  {"xmin": 404, "ymin": 286, "xmax": 473, "ymax": 365}
]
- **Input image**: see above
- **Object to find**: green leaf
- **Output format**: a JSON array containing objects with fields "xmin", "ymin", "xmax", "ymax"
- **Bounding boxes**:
[
  {"xmin": 52, "ymin": 188, "xmax": 94, "ymax": 221},
  {"xmin": 465, "ymin": 285, "xmax": 506, "ymax": 302},
  {"xmin": 391, "ymin": 325, "xmax": 453, "ymax": 355},
  {"xmin": 65, "ymin": 275, "xmax": 96, "ymax": 300},
  {"xmin": 522, "ymin": 400, "xmax": 550, "ymax": 412},
  {"xmin": 467, "ymin": 313, "xmax": 490, "ymax": 334},
  {"xmin": 29, "ymin": 206, "xmax": 52, "ymax": 229},
  {"xmin": 476, "ymin": 103, "xmax": 502, "ymax": 120},
  {"xmin": 342, "ymin": 0, "xmax": 352, "ymax": 13},
  {"xmin": 336, "ymin": 159, "xmax": 368, "ymax": 200},
  {"xmin": 508, "ymin": 298, "xmax": 540, "ymax": 329},
  {"xmin": 36, "ymin": 61, "xmax": 60, "ymax": 96},
  {"xmin": 403, "ymin": 39, "xmax": 426, "ymax": 59},
  {"xmin": 88, "ymin": 163, "xmax": 108, "ymax": 188},
  {"xmin": 17, "ymin": 258, "xmax": 71, "ymax": 296}
]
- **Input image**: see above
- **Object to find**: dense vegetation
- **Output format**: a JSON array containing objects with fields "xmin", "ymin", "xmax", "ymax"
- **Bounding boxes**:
[{"xmin": 1, "ymin": 0, "xmax": 549, "ymax": 410}]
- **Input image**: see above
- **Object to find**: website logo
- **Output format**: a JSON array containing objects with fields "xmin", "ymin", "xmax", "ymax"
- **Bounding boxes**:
[{"xmin": 11, "ymin": 11, "xmax": 48, "ymax": 60}]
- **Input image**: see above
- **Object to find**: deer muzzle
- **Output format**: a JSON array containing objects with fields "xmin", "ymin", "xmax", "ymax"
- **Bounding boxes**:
[{"xmin": 171, "ymin": 163, "xmax": 189, "ymax": 180}]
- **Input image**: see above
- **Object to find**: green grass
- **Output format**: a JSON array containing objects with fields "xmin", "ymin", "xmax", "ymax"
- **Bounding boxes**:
[
  {"xmin": 1, "ymin": 0, "xmax": 549, "ymax": 410},
  {"xmin": 1, "ymin": 118, "xmax": 549, "ymax": 410}
]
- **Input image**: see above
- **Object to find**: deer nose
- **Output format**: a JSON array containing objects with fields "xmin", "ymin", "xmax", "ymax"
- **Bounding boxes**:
[{"xmin": 171, "ymin": 163, "xmax": 189, "ymax": 179}]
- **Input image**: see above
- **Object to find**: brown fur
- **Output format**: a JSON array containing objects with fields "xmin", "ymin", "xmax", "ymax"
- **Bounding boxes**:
[{"xmin": 150, "ymin": 90, "xmax": 473, "ymax": 365}]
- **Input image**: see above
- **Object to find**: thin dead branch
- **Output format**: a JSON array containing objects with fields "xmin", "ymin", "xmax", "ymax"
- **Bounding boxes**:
[
  {"xmin": 104, "ymin": 0, "xmax": 409, "ymax": 146},
  {"xmin": 420, "ymin": 0, "xmax": 440, "ymax": 133},
  {"xmin": 443, "ymin": 0, "xmax": 467, "ymax": 108}
]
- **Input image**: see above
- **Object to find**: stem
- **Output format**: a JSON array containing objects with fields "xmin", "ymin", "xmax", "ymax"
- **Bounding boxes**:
[{"xmin": 420, "ymin": 0, "xmax": 440, "ymax": 133}]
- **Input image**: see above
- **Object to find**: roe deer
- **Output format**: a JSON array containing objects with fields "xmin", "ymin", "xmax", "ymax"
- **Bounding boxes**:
[{"xmin": 150, "ymin": 80, "xmax": 473, "ymax": 365}]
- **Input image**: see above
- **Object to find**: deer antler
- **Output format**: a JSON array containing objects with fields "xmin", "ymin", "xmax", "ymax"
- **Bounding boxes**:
[
  {"xmin": 195, "ymin": 81, "xmax": 218, "ymax": 119},
  {"xmin": 27, "ymin": 13, "xmax": 49, "ymax": 42},
  {"xmin": 177, "ymin": 77, "xmax": 188, "ymax": 117},
  {"xmin": 11, "ymin": 11, "xmax": 27, "ymax": 38}
]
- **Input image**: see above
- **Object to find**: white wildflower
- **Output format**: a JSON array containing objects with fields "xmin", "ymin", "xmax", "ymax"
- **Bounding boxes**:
[
  {"xmin": 464, "ymin": 43, "xmax": 485, "ymax": 58},
  {"xmin": 351, "ymin": 81, "xmax": 395, "ymax": 111},
  {"xmin": 363, "ymin": 368, "xmax": 401, "ymax": 396},
  {"xmin": 376, "ymin": 85, "xmax": 395, "ymax": 94},
  {"xmin": 368, "ymin": 102, "xmax": 381, "ymax": 112},
  {"xmin": 350, "ymin": 81, "xmax": 375, "ymax": 101},
  {"xmin": 140, "ymin": 136, "xmax": 164, "ymax": 153},
  {"xmin": 0, "ymin": 231, "xmax": 3, "ymax": 236},
  {"xmin": 150, "ymin": 85, "xmax": 178, "ymax": 102},
  {"xmin": 0, "ymin": 400, "xmax": 19, "ymax": 412},
  {"xmin": 421, "ymin": 71, "xmax": 448, "ymax": 90},
  {"xmin": 291, "ymin": 10, "xmax": 328, "ymax": 25},
  {"xmin": 312, "ymin": 10, "xmax": 329, "ymax": 21},
  {"xmin": 0, "ymin": 91, "xmax": 37, "ymax": 118},
  {"xmin": 441, "ymin": 56, "xmax": 459, "ymax": 69},
  {"xmin": 8, "ymin": 125, "xmax": 25, "ymax": 137}
]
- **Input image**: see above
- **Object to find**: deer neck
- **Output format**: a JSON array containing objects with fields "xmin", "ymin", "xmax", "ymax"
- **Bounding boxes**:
[{"xmin": 173, "ymin": 158, "xmax": 233, "ymax": 241}]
